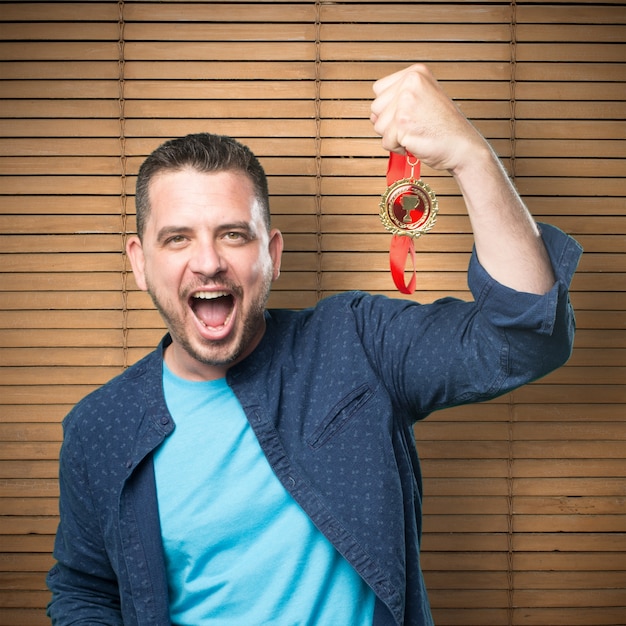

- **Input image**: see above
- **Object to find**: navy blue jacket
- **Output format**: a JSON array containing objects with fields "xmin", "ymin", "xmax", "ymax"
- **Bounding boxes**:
[{"xmin": 47, "ymin": 225, "xmax": 581, "ymax": 625}]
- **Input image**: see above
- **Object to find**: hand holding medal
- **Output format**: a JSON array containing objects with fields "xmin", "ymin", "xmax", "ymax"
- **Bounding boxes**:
[{"xmin": 371, "ymin": 64, "xmax": 460, "ymax": 294}]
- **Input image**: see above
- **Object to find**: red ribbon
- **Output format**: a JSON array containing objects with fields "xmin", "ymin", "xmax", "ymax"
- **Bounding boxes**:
[{"xmin": 386, "ymin": 152, "xmax": 420, "ymax": 294}]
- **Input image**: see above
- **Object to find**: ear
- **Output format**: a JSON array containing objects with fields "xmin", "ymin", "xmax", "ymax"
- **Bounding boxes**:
[
  {"xmin": 126, "ymin": 235, "xmax": 148, "ymax": 292},
  {"xmin": 268, "ymin": 228, "xmax": 284, "ymax": 281}
]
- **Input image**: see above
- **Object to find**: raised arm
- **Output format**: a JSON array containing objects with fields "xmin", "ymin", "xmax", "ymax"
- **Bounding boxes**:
[{"xmin": 370, "ymin": 63, "xmax": 555, "ymax": 295}]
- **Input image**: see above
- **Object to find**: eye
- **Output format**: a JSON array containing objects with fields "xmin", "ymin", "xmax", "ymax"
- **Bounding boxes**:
[
  {"xmin": 164, "ymin": 234, "xmax": 188, "ymax": 246},
  {"xmin": 223, "ymin": 231, "xmax": 248, "ymax": 243}
]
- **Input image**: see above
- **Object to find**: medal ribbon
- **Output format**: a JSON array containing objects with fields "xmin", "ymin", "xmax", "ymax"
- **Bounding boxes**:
[{"xmin": 387, "ymin": 152, "xmax": 420, "ymax": 294}]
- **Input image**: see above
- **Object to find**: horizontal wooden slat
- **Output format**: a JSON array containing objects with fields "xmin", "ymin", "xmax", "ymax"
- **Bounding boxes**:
[
  {"xmin": 517, "ymin": 24, "xmax": 626, "ymax": 43},
  {"xmin": 321, "ymin": 60, "xmax": 513, "ymax": 81},
  {"xmin": 0, "ymin": 367, "xmax": 121, "ymax": 386},
  {"xmin": 516, "ymin": 62, "xmax": 626, "ymax": 82},
  {"xmin": 514, "ymin": 570, "xmax": 626, "ymax": 590},
  {"xmin": 0, "ymin": 42, "xmax": 119, "ymax": 61},
  {"xmin": 518, "ymin": 5, "xmax": 626, "ymax": 24},
  {"xmin": 320, "ymin": 23, "xmax": 511, "ymax": 42},
  {"xmin": 0, "ymin": 608, "xmax": 50, "ymax": 626},
  {"xmin": 1, "ymin": 23, "xmax": 119, "ymax": 41},
  {"xmin": 125, "ymin": 3, "xmax": 317, "ymax": 22},
  {"xmin": 125, "ymin": 41, "xmax": 315, "ymax": 61},
  {"xmin": 1, "ymin": 3, "xmax": 117, "ymax": 20},
  {"xmin": 517, "ymin": 43, "xmax": 625, "ymax": 62},
  {"xmin": 126, "ymin": 23, "xmax": 315, "ymax": 41},
  {"xmin": 0, "ymin": 60, "xmax": 314, "ymax": 80},
  {"xmin": 418, "ymin": 440, "xmax": 626, "ymax": 459},
  {"xmin": 510, "ymin": 403, "xmax": 626, "ymax": 421},
  {"xmin": 0, "ymin": 348, "xmax": 126, "ymax": 367},
  {"xmin": 0, "ymin": 328, "xmax": 124, "ymax": 347},
  {"xmin": 516, "ymin": 83, "xmax": 626, "ymax": 101},
  {"xmin": 514, "ymin": 515, "xmax": 626, "ymax": 533},
  {"xmin": 0, "ymin": 462, "xmax": 59, "ymax": 480},
  {"xmin": 417, "ymin": 421, "xmax": 626, "ymax": 442},
  {"xmin": 320, "ymin": 4, "xmax": 512, "ymax": 23}
]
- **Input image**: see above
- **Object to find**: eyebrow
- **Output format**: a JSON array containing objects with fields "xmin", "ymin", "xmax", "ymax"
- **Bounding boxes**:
[
  {"xmin": 155, "ymin": 225, "xmax": 193, "ymax": 243},
  {"xmin": 220, "ymin": 221, "xmax": 257, "ymax": 235},
  {"xmin": 155, "ymin": 222, "xmax": 258, "ymax": 243}
]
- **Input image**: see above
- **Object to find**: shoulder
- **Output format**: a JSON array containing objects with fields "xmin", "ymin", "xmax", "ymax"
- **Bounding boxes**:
[
  {"xmin": 268, "ymin": 291, "xmax": 412, "ymax": 328},
  {"xmin": 62, "ymin": 346, "xmax": 162, "ymax": 434},
  {"xmin": 262, "ymin": 291, "xmax": 427, "ymax": 360}
]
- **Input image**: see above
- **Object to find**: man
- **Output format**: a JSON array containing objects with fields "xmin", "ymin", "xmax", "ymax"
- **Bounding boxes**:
[{"xmin": 47, "ymin": 64, "xmax": 582, "ymax": 625}]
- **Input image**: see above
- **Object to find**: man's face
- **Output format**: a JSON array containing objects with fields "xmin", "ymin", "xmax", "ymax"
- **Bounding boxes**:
[{"xmin": 127, "ymin": 168, "xmax": 283, "ymax": 381}]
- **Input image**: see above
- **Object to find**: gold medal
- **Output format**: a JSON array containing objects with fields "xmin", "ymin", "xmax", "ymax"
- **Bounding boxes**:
[
  {"xmin": 380, "ymin": 152, "xmax": 439, "ymax": 293},
  {"xmin": 379, "ymin": 177, "xmax": 438, "ymax": 238}
]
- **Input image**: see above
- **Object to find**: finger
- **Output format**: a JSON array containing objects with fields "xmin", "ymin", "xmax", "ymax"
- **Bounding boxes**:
[
  {"xmin": 371, "ymin": 78, "xmax": 412, "ymax": 137},
  {"xmin": 370, "ymin": 94, "xmax": 396, "ymax": 140},
  {"xmin": 375, "ymin": 111, "xmax": 404, "ymax": 154},
  {"xmin": 371, "ymin": 74, "xmax": 408, "ymax": 123},
  {"xmin": 370, "ymin": 92, "xmax": 393, "ymax": 124},
  {"xmin": 371, "ymin": 65, "xmax": 432, "ymax": 131},
  {"xmin": 372, "ymin": 66, "xmax": 406, "ymax": 97},
  {"xmin": 372, "ymin": 61, "xmax": 427, "ymax": 95}
]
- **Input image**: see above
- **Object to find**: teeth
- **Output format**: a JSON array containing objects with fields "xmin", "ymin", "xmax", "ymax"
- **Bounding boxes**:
[{"xmin": 193, "ymin": 291, "xmax": 229, "ymax": 300}]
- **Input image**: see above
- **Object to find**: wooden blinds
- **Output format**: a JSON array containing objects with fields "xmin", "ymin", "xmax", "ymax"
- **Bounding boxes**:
[{"xmin": 0, "ymin": 1, "xmax": 624, "ymax": 624}]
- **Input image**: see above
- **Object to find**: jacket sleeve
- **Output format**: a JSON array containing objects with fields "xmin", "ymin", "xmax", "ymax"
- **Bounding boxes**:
[
  {"xmin": 46, "ymin": 408, "xmax": 124, "ymax": 625},
  {"xmin": 354, "ymin": 223, "xmax": 582, "ymax": 418},
  {"xmin": 465, "ymin": 222, "xmax": 582, "ymax": 377}
]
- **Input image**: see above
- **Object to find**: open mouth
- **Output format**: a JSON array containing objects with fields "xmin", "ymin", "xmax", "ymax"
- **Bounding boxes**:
[{"xmin": 190, "ymin": 290, "xmax": 235, "ymax": 329}]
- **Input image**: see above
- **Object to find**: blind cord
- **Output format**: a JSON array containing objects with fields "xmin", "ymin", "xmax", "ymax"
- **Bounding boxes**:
[
  {"xmin": 507, "ymin": 2, "xmax": 518, "ymax": 624},
  {"xmin": 314, "ymin": 0, "xmax": 323, "ymax": 302},
  {"xmin": 117, "ymin": 0, "xmax": 129, "ymax": 369}
]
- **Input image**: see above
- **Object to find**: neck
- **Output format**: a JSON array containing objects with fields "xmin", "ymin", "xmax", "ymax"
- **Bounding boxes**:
[{"xmin": 163, "ymin": 343, "xmax": 228, "ymax": 382}]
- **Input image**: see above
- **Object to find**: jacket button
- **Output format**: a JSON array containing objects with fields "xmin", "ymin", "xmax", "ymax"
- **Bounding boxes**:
[{"xmin": 160, "ymin": 417, "xmax": 170, "ymax": 426}]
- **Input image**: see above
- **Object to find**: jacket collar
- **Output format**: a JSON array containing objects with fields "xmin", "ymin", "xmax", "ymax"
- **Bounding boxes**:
[{"xmin": 123, "ymin": 336, "xmax": 175, "ymax": 475}]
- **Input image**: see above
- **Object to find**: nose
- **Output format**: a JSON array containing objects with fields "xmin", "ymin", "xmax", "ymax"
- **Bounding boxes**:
[{"xmin": 188, "ymin": 239, "xmax": 226, "ymax": 278}]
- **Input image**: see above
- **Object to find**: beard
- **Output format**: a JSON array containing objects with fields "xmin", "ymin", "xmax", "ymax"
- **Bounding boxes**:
[{"xmin": 146, "ymin": 274, "xmax": 272, "ymax": 370}]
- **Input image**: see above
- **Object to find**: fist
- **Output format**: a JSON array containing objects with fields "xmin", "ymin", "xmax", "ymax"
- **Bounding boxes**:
[{"xmin": 370, "ymin": 63, "xmax": 485, "ymax": 173}]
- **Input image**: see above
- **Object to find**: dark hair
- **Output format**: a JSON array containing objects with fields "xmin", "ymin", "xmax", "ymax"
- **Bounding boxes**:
[{"xmin": 134, "ymin": 133, "xmax": 270, "ymax": 239}]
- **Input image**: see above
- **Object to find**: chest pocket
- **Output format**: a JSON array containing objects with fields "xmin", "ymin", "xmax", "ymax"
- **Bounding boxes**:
[{"xmin": 307, "ymin": 384, "xmax": 374, "ymax": 449}]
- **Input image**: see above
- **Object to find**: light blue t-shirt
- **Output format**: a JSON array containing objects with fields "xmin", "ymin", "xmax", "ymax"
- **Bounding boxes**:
[{"xmin": 154, "ymin": 365, "xmax": 375, "ymax": 625}]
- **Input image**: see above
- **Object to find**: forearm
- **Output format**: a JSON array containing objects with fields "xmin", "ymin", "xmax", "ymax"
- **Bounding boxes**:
[
  {"xmin": 452, "ymin": 140, "xmax": 556, "ymax": 295},
  {"xmin": 47, "ymin": 421, "xmax": 124, "ymax": 625},
  {"xmin": 47, "ymin": 524, "xmax": 124, "ymax": 626},
  {"xmin": 48, "ymin": 594, "xmax": 123, "ymax": 625}
]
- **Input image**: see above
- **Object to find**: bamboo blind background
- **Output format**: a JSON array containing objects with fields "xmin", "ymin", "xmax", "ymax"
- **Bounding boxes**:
[{"xmin": 0, "ymin": 1, "xmax": 624, "ymax": 624}]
